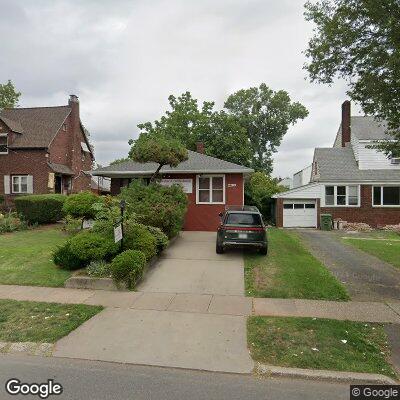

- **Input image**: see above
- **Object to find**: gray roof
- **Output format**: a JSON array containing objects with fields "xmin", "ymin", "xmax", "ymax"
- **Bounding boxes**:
[
  {"xmin": 334, "ymin": 116, "xmax": 393, "ymax": 146},
  {"xmin": 0, "ymin": 106, "xmax": 71, "ymax": 148},
  {"xmin": 313, "ymin": 147, "xmax": 400, "ymax": 182},
  {"xmin": 48, "ymin": 162, "xmax": 74, "ymax": 175},
  {"xmin": 93, "ymin": 150, "xmax": 253, "ymax": 176}
]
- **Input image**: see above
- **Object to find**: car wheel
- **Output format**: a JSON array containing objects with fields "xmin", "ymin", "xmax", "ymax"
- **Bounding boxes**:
[
  {"xmin": 216, "ymin": 243, "xmax": 224, "ymax": 254},
  {"xmin": 259, "ymin": 245, "xmax": 268, "ymax": 255}
]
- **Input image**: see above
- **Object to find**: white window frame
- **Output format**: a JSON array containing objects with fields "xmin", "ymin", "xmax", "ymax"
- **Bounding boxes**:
[
  {"xmin": 323, "ymin": 185, "xmax": 360, "ymax": 207},
  {"xmin": 0, "ymin": 133, "xmax": 8, "ymax": 154},
  {"xmin": 12, "ymin": 175, "xmax": 28, "ymax": 194},
  {"xmin": 372, "ymin": 185, "xmax": 400, "ymax": 207},
  {"xmin": 196, "ymin": 174, "xmax": 225, "ymax": 205}
]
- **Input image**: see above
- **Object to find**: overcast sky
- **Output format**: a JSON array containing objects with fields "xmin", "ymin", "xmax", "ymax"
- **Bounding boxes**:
[{"xmin": 1, "ymin": 0, "xmax": 361, "ymax": 178}]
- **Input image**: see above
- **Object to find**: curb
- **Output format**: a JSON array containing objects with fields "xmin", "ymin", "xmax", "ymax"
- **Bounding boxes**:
[{"xmin": 255, "ymin": 363, "xmax": 398, "ymax": 385}]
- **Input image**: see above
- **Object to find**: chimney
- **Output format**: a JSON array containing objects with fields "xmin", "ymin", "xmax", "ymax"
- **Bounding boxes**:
[
  {"xmin": 196, "ymin": 142, "xmax": 204, "ymax": 154},
  {"xmin": 341, "ymin": 100, "xmax": 351, "ymax": 147}
]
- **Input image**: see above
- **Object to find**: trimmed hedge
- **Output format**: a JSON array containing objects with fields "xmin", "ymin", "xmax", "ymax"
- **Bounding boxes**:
[
  {"xmin": 110, "ymin": 250, "xmax": 147, "ymax": 289},
  {"xmin": 144, "ymin": 225, "xmax": 169, "ymax": 253},
  {"xmin": 123, "ymin": 221, "xmax": 157, "ymax": 261},
  {"xmin": 62, "ymin": 191, "xmax": 100, "ymax": 219},
  {"xmin": 15, "ymin": 194, "xmax": 66, "ymax": 224}
]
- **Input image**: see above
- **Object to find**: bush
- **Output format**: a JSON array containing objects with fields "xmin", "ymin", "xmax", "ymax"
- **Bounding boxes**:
[
  {"xmin": 110, "ymin": 250, "xmax": 147, "ymax": 289},
  {"xmin": 120, "ymin": 180, "xmax": 188, "ymax": 238},
  {"xmin": 0, "ymin": 212, "xmax": 28, "ymax": 234},
  {"xmin": 53, "ymin": 231, "xmax": 118, "ymax": 269},
  {"xmin": 87, "ymin": 260, "xmax": 112, "ymax": 278},
  {"xmin": 53, "ymin": 242, "xmax": 84, "ymax": 270},
  {"xmin": 145, "ymin": 225, "xmax": 169, "ymax": 253},
  {"xmin": 14, "ymin": 194, "xmax": 66, "ymax": 224},
  {"xmin": 62, "ymin": 216, "xmax": 82, "ymax": 235},
  {"xmin": 62, "ymin": 191, "xmax": 100, "ymax": 219},
  {"xmin": 123, "ymin": 221, "xmax": 157, "ymax": 261}
]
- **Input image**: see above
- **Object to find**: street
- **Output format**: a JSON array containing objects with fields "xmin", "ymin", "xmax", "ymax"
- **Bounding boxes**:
[{"xmin": 0, "ymin": 355, "xmax": 349, "ymax": 400}]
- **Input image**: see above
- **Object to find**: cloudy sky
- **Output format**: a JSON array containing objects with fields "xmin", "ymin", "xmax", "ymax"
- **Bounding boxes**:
[{"xmin": 1, "ymin": 0, "xmax": 361, "ymax": 178}]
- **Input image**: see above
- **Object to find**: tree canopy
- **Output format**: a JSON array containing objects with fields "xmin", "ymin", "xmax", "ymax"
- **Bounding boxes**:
[
  {"xmin": 304, "ymin": 0, "xmax": 400, "ymax": 154},
  {"xmin": 134, "ymin": 85, "xmax": 307, "ymax": 173},
  {"xmin": 128, "ymin": 133, "xmax": 188, "ymax": 181},
  {"xmin": 0, "ymin": 80, "xmax": 21, "ymax": 109}
]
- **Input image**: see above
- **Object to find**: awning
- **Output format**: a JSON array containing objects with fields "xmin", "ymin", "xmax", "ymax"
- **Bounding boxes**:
[{"xmin": 48, "ymin": 162, "xmax": 74, "ymax": 175}]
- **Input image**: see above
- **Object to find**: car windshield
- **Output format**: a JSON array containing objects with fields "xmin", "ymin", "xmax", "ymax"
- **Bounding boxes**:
[{"xmin": 226, "ymin": 213, "xmax": 262, "ymax": 226}]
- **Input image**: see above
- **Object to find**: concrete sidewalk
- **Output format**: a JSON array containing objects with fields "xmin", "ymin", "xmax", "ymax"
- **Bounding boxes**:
[{"xmin": 1, "ymin": 284, "xmax": 399, "ymax": 322}]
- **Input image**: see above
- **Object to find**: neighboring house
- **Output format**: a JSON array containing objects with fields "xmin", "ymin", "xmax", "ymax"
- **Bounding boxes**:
[
  {"xmin": 292, "ymin": 165, "xmax": 312, "ymax": 188},
  {"xmin": 91, "ymin": 176, "xmax": 111, "ymax": 195},
  {"xmin": 0, "ymin": 95, "xmax": 94, "ymax": 207},
  {"xmin": 273, "ymin": 101, "xmax": 400, "ymax": 228},
  {"xmin": 278, "ymin": 177, "xmax": 293, "ymax": 189},
  {"xmin": 92, "ymin": 144, "xmax": 253, "ymax": 231}
]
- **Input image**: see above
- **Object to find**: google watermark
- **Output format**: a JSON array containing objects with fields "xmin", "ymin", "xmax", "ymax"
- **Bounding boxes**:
[
  {"xmin": 351, "ymin": 385, "xmax": 400, "ymax": 400},
  {"xmin": 5, "ymin": 378, "xmax": 63, "ymax": 399}
]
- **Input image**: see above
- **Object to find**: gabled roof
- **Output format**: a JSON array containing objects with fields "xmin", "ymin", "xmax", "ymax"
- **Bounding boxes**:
[
  {"xmin": 334, "ymin": 116, "xmax": 394, "ymax": 146},
  {"xmin": 93, "ymin": 150, "xmax": 253, "ymax": 176},
  {"xmin": 313, "ymin": 147, "xmax": 400, "ymax": 182},
  {"xmin": 0, "ymin": 106, "xmax": 71, "ymax": 148}
]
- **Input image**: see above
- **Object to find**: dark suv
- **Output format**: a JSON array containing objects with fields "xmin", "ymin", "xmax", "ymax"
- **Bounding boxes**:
[{"xmin": 216, "ymin": 206, "xmax": 268, "ymax": 255}]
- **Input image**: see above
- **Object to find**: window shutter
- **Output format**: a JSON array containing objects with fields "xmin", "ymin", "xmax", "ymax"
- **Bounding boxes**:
[
  {"xmin": 4, "ymin": 175, "xmax": 10, "ymax": 194},
  {"xmin": 27, "ymin": 175, "xmax": 33, "ymax": 194}
]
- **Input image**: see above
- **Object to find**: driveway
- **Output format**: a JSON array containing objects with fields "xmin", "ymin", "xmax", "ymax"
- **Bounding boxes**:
[
  {"xmin": 297, "ymin": 230, "xmax": 400, "ymax": 302},
  {"xmin": 54, "ymin": 231, "xmax": 253, "ymax": 374},
  {"xmin": 136, "ymin": 231, "xmax": 245, "ymax": 296}
]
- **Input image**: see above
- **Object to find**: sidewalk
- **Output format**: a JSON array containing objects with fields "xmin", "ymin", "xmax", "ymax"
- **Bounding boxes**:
[{"xmin": 1, "ymin": 284, "xmax": 399, "ymax": 323}]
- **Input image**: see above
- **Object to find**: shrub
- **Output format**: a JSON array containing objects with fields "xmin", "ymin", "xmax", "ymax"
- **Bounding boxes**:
[
  {"xmin": 14, "ymin": 194, "xmax": 66, "ymax": 224},
  {"xmin": 123, "ymin": 221, "xmax": 157, "ymax": 261},
  {"xmin": 53, "ymin": 242, "xmax": 84, "ymax": 270},
  {"xmin": 0, "ymin": 212, "xmax": 28, "ymax": 234},
  {"xmin": 62, "ymin": 215, "xmax": 82, "ymax": 235},
  {"xmin": 120, "ymin": 180, "xmax": 188, "ymax": 238},
  {"xmin": 62, "ymin": 191, "xmax": 100, "ymax": 219},
  {"xmin": 87, "ymin": 260, "xmax": 112, "ymax": 278},
  {"xmin": 68, "ymin": 231, "xmax": 118, "ymax": 264},
  {"xmin": 145, "ymin": 225, "xmax": 169, "ymax": 253},
  {"xmin": 110, "ymin": 250, "xmax": 147, "ymax": 289}
]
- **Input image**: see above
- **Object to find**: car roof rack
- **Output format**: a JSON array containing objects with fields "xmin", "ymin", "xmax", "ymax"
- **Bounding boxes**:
[{"xmin": 225, "ymin": 205, "xmax": 260, "ymax": 212}]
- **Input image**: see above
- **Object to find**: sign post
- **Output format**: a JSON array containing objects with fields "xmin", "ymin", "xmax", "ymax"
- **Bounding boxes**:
[{"xmin": 114, "ymin": 199, "xmax": 126, "ymax": 252}]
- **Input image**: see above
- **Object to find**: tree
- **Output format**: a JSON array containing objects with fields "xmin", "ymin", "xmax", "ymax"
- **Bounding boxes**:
[
  {"xmin": 245, "ymin": 171, "xmax": 287, "ymax": 221},
  {"xmin": 0, "ymin": 80, "xmax": 21, "ymax": 109},
  {"xmin": 110, "ymin": 157, "xmax": 130, "ymax": 166},
  {"xmin": 224, "ymin": 84, "xmax": 308, "ymax": 173},
  {"xmin": 304, "ymin": 0, "xmax": 400, "ymax": 154},
  {"xmin": 128, "ymin": 133, "xmax": 188, "ymax": 181}
]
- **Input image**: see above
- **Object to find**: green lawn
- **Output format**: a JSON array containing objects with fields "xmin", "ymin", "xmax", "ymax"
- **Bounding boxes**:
[
  {"xmin": 244, "ymin": 228, "xmax": 349, "ymax": 300},
  {"xmin": 248, "ymin": 316, "xmax": 396, "ymax": 378},
  {"xmin": 342, "ymin": 236, "xmax": 400, "ymax": 269},
  {"xmin": 0, "ymin": 299, "xmax": 102, "ymax": 343},
  {"xmin": 0, "ymin": 228, "xmax": 70, "ymax": 287}
]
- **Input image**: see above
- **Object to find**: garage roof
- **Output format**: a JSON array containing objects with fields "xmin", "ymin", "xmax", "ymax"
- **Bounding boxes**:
[{"xmin": 92, "ymin": 150, "xmax": 254, "ymax": 176}]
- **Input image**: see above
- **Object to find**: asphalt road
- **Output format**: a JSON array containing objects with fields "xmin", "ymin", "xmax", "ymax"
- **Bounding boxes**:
[{"xmin": 0, "ymin": 355, "xmax": 350, "ymax": 400}]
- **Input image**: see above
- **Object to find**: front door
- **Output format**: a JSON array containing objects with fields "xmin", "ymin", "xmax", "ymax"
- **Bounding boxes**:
[{"xmin": 55, "ymin": 175, "xmax": 62, "ymax": 194}]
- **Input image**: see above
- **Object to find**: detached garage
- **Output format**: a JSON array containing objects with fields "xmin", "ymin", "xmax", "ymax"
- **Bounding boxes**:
[{"xmin": 273, "ymin": 183, "xmax": 322, "ymax": 228}]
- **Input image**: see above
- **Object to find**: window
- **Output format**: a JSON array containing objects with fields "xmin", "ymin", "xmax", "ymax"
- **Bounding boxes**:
[
  {"xmin": 324, "ymin": 185, "xmax": 359, "ymax": 206},
  {"xmin": 12, "ymin": 175, "xmax": 28, "ymax": 193},
  {"xmin": 373, "ymin": 186, "xmax": 400, "ymax": 206},
  {"xmin": 0, "ymin": 134, "xmax": 8, "ymax": 154},
  {"xmin": 305, "ymin": 203, "xmax": 315, "ymax": 209},
  {"xmin": 196, "ymin": 175, "xmax": 225, "ymax": 204},
  {"xmin": 283, "ymin": 204, "xmax": 293, "ymax": 209},
  {"xmin": 294, "ymin": 204, "xmax": 304, "ymax": 209},
  {"xmin": 226, "ymin": 213, "xmax": 262, "ymax": 226}
]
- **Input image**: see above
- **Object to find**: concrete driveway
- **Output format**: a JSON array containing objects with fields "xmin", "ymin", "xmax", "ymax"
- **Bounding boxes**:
[
  {"xmin": 54, "ymin": 231, "xmax": 253, "ymax": 374},
  {"xmin": 136, "ymin": 231, "xmax": 245, "ymax": 296}
]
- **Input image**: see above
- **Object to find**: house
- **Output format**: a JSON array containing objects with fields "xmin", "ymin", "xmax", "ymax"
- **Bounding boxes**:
[
  {"xmin": 273, "ymin": 101, "xmax": 400, "ymax": 228},
  {"xmin": 92, "ymin": 144, "xmax": 253, "ymax": 231},
  {"xmin": 91, "ymin": 176, "xmax": 111, "ymax": 195},
  {"xmin": 292, "ymin": 165, "xmax": 312, "ymax": 188},
  {"xmin": 278, "ymin": 177, "xmax": 293, "ymax": 189},
  {"xmin": 0, "ymin": 95, "xmax": 94, "ymax": 207}
]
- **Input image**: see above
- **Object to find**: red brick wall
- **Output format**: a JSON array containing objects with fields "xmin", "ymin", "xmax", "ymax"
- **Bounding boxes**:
[
  {"xmin": 322, "ymin": 185, "xmax": 400, "ymax": 227},
  {"xmin": 109, "ymin": 173, "xmax": 244, "ymax": 231}
]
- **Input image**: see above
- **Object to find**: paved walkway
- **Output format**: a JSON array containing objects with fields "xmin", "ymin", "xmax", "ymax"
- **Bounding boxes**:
[{"xmin": 297, "ymin": 229, "xmax": 400, "ymax": 302}]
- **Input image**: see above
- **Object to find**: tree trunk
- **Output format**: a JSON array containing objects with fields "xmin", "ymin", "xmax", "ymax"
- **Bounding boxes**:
[{"xmin": 150, "ymin": 164, "xmax": 164, "ymax": 182}]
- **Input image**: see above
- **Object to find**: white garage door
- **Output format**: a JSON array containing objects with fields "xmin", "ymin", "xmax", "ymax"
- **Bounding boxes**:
[{"xmin": 283, "ymin": 200, "xmax": 317, "ymax": 228}]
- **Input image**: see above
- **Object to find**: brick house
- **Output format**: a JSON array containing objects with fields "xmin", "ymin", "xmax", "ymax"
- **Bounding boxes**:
[
  {"xmin": 92, "ymin": 144, "xmax": 253, "ymax": 231},
  {"xmin": 274, "ymin": 101, "xmax": 400, "ymax": 228},
  {"xmin": 0, "ymin": 95, "xmax": 94, "ymax": 207}
]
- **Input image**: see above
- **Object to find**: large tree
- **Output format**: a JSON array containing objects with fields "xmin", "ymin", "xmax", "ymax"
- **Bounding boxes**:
[
  {"xmin": 224, "ymin": 84, "xmax": 308, "ymax": 173},
  {"xmin": 304, "ymin": 0, "xmax": 400, "ymax": 155},
  {"xmin": 128, "ymin": 133, "xmax": 188, "ymax": 181},
  {"xmin": 0, "ymin": 80, "xmax": 21, "ymax": 109}
]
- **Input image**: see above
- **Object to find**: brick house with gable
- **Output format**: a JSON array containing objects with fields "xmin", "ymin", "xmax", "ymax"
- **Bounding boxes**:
[{"xmin": 0, "ymin": 95, "xmax": 94, "ymax": 207}]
